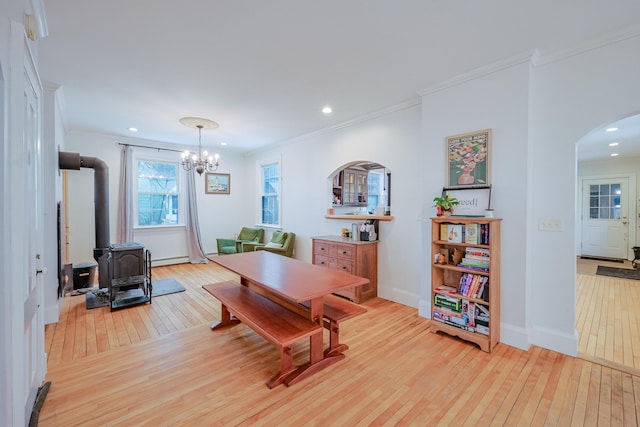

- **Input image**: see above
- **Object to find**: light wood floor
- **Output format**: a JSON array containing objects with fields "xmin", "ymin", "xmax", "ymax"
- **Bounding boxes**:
[
  {"xmin": 39, "ymin": 262, "xmax": 640, "ymax": 426},
  {"xmin": 577, "ymin": 257, "xmax": 640, "ymax": 374}
]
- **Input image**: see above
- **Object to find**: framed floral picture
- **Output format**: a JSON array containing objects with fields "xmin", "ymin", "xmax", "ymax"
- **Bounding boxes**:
[
  {"xmin": 446, "ymin": 129, "xmax": 491, "ymax": 188},
  {"xmin": 205, "ymin": 173, "xmax": 230, "ymax": 194}
]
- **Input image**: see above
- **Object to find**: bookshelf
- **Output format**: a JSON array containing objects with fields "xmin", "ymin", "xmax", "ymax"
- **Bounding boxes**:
[{"xmin": 431, "ymin": 217, "xmax": 501, "ymax": 352}]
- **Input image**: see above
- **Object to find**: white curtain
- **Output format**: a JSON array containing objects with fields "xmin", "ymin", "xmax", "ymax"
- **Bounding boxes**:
[
  {"xmin": 116, "ymin": 145, "xmax": 134, "ymax": 243},
  {"xmin": 185, "ymin": 170, "xmax": 208, "ymax": 263}
]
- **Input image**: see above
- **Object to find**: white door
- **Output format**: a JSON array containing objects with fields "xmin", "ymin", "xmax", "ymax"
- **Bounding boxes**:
[
  {"xmin": 6, "ymin": 22, "xmax": 46, "ymax": 425},
  {"xmin": 581, "ymin": 178, "xmax": 629, "ymax": 259}
]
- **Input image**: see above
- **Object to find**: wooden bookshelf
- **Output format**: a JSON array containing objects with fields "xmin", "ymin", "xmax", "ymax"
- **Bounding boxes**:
[{"xmin": 430, "ymin": 217, "xmax": 501, "ymax": 352}]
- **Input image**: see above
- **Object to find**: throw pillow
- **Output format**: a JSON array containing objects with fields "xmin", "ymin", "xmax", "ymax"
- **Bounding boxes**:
[{"xmin": 265, "ymin": 242, "xmax": 284, "ymax": 248}]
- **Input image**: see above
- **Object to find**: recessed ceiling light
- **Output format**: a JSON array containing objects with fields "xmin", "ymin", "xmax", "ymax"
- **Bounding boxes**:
[
  {"xmin": 610, "ymin": 153, "xmax": 619, "ymax": 157},
  {"xmin": 128, "ymin": 127, "xmax": 138, "ymax": 132},
  {"xmin": 606, "ymin": 127, "xmax": 618, "ymax": 132},
  {"xmin": 220, "ymin": 142, "xmax": 227, "ymax": 146},
  {"xmin": 609, "ymin": 142, "xmax": 619, "ymax": 146},
  {"xmin": 322, "ymin": 106, "xmax": 333, "ymax": 114}
]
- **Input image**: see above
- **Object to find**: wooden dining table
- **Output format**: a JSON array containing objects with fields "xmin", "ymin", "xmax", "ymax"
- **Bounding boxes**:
[{"xmin": 210, "ymin": 250, "xmax": 369, "ymax": 386}]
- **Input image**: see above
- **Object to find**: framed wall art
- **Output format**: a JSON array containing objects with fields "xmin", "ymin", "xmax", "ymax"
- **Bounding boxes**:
[
  {"xmin": 205, "ymin": 173, "xmax": 230, "ymax": 194},
  {"xmin": 446, "ymin": 128, "xmax": 491, "ymax": 188}
]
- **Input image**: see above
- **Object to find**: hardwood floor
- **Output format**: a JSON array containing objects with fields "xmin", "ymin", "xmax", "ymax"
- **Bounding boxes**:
[
  {"xmin": 577, "ymin": 257, "xmax": 640, "ymax": 374},
  {"xmin": 40, "ymin": 262, "xmax": 640, "ymax": 425}
]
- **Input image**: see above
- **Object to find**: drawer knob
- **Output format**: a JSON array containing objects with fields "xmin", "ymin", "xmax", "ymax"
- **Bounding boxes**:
[
  {"xmin": 320, "ymin": 261, "xmax": 325, "ymax": 265},
  {"xmin": 342, "ymin": 266, "xmax": 347, "ymax": 270},
  {"xmin": 342, "ymin": 251, "xmax": 347, "ymax": 254}
]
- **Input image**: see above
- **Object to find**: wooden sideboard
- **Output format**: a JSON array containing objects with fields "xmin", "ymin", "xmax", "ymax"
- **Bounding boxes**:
[{"xmin": 311, "ymin": 236, "xmax": 378, "ymax": 303}]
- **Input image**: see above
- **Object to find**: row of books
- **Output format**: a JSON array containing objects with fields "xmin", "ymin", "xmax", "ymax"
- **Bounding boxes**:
[
  {"xmin": 458, "ymin": 246, "xmax": 490, "ymax": 272},
  {"xmin": 433, "ymin": 296, "xmax": 490, "ymax": 335},
  {"xmin": 440, "ymin": 223, "xmax": 490, "ymax": 245},
  {"xmin": 458, "ymin": 273, "xmax": 490, "ymax": 300}
]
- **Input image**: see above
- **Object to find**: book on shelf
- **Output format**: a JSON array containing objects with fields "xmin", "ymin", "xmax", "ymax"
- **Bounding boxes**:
[
  {"xmin": 479, "ymin": 224, "xmax": 490, "ymax": 244},
  {"xmin": 465, "ymin": 247, "xmax": 490, "ymax": 257},
  {"xmin": 440, "ymin": 224, "xmax": 449, "ymax": 241},
  {"xmin": 481, "ymin": 284, "xmax": 490, "ymax": 302},
  {"xmin": 459, "ymin": 262, "xmax": 489, "ymax": 271},
  {"xmin": 457, "ymin": 263, "xmax": 489, "ymax": 273},
  {"xmin": 434, "ymin": 285, "xmax": 457, "ymax": 294},
  {"xmin": 464, "ymin": 223, "xmax": 479, "ymax": 244},
  {"xmin": 447, "ymin": 224, "xmax": 463, "ymax": 243},
  {"xmin": 434, "ymin": 294, "xmax": 462, "ymax": 312},
  {"xmin": 464, "ymin": 255, "xmax": 490, "ymax": 264}
]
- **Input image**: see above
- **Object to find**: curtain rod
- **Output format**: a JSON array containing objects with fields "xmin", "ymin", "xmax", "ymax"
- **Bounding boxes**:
[{"xmin": 118, "ymin": 142, "xmax": 183, "ymax": 153}]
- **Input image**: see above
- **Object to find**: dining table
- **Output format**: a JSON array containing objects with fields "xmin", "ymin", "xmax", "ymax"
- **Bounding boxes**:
[{"xmin": 210, "ymin": 250, "xmax": 369, "ymax": 386}]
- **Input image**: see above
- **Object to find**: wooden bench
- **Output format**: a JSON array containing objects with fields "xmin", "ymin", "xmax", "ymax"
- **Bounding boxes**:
[
  {"xmin": 301, "ymin": 293, "xmax": 367, "ymax": 357},
  {"xmin": 202, "ymin": 281, "xmax": 323, "ymax": 388}
]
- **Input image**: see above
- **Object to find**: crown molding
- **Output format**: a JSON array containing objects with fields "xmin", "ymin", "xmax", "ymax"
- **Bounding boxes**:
[
  {"xmin": 531, "ymin": 24, "xmax": 640, "ymax": 67},
  {"xmin": 28, "ymin": 0, "xmax": 48, "ymax": 39},
  {"xmin": 417, "ymin": 50, "xmax": 536, "ymax": 97}
]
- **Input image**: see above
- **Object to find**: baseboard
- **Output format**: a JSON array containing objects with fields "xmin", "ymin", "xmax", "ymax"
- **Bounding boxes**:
[
  {"xmin": 529, "ymin": 325, "xmax": 578, "ymax": 357},
  {"xmin": 499, "ymin": 323, "xmax": 531, "ymax": 352},
  {"xmin": 418, "ymin": 298, "xmax": 431, "ymax": 318},
  {"xmin": 377, "ymin": 286, "xmax": 419, "ymax": 309},
  {"xmin": 44, "ymin": 302, "xmax": 60, "ymax": 325}
]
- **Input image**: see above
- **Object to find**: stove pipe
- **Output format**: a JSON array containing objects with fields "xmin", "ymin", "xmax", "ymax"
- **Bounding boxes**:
[{"xmin": 58, "ymin": 151, "xmax": 110, "ymax": 263}]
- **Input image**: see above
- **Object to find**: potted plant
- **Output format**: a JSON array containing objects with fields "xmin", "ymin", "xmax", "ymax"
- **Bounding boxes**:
[{"xmin": 433, "ymin": 194, "xmax": 459, "ymax": 216}]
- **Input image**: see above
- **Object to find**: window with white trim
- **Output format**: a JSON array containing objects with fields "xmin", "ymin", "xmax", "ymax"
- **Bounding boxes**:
[
  {"xmin": 258, "ymin": 158, "xmax": 281, "ymax": 227},
  {"xmin": 136, "ymin": 157, "xmax": 182, "ymax": 227}
]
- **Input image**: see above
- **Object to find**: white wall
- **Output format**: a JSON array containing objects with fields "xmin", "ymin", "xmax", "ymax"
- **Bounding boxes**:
[
  {"xmin": 42, "ymin": 83, "xmax": 65, "ymax": 324},
  {"xmin": 244, "ymin": 104, "xmax": 423, "ymax": 307},
  {"xmin": 64, "ymin": 132, "xmax": 249, "ymax": 266},
  {"xmin": 528, "ymin": 33, "xmax": 640, "ymax": 355},
  {"xmin": 419, "ymin": 61, "xmax": 532, "ymax": 350}
]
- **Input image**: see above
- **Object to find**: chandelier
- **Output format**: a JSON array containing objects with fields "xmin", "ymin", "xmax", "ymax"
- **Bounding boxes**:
[{"xmin": 179, "ymin": 117, "xmax": 220, "ymax": 175}]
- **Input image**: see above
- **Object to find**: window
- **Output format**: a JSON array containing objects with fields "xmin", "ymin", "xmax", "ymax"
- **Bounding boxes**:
[
  {"xmin": 258, "ymin": 159, "xmax": 281, "ymax": 226},
  {"xmin": 367, "ymin": 171, "xmax": 380, "ymax": 213},
  {"xmin": 137, "ymin": 160, "xmax": 179, "ymax": 226},
  {"xmin": 589, "ymin": 183, "xmax": 621, "ymax": 220}
]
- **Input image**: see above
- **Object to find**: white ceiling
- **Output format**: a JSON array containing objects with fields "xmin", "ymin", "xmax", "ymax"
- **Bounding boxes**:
[{"xmin": 38, "ymin": 1, "xmax": 640, "ymax": 156}]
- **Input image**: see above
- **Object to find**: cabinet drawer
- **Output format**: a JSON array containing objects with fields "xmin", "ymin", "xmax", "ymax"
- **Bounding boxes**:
[
  {"xmin": 314, "ymin": 254, "xmax": 332, "ymax": 268},
  {"xmin": 336, "ymin": 259, "xmax": 354, "ymax": 274},
  {"xmin": 314, "ymin": 242, "xmax": 331, "ymax": 255},
  {"xmin": 334, "ymin": 244, "xmax": 354, "ymax": 259}
]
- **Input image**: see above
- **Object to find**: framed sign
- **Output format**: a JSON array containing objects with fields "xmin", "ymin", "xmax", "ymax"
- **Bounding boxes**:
[
  {"xmin": 205, "ymin": 173, "xmax": 230, "ymax": 194},
  {"xmin": 446, "ymin": 129, "xmax": 491, "ymax": 188},
  {"xmin": 444, "ymin": 185, "xmax": 491, "ymax": 217}
]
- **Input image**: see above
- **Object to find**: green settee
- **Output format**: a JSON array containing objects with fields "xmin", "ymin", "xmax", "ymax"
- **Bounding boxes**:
[
  {"xmin": 242, "ymin": 231, "xmax": 295, "ymax": 258},
  {"xmin": 216, "ymin": 227, "xmax": 264, "ymax": 255}
]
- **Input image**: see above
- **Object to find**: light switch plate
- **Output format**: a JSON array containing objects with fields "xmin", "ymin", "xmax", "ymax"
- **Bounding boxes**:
[{"xmin": 539, "ymin": 217, "xmax": 564, "ymax": 232}]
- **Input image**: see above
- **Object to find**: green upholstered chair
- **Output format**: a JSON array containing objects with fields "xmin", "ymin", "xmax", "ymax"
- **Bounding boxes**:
[
  {"xmin": 242, "ymin": 231, "xmax": 296, "ymax": 258},
  {"xmin": 216, "ymin": 227, "xmax": 264, "ymax": 255}
]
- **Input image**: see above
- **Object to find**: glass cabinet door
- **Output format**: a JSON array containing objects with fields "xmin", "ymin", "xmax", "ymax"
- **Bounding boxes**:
[
  {"xmin": 344, "ymin": 170, "xmax": 356, "ymax": 204},
  {"xmin": 356, "ymin": 172, "xmax": 367, "ymax": 203}
]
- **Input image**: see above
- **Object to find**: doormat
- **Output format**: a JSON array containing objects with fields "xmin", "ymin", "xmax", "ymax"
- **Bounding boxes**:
[
  {"xmin": 85, "ymin": 278, "xmax": 186, "ymax": 310},
  {"xmin": 596, "ymin": 266, "xmax": 640, "ymax": 280},
  {"xmin": 580, "ymin": 256, "xmax": 624, "ymax": 263}
]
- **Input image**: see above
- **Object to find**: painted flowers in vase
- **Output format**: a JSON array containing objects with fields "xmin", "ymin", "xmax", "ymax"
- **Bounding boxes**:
[{"xmin": 449, "ymin": 139, "xmax": 488, "ymax": 185}]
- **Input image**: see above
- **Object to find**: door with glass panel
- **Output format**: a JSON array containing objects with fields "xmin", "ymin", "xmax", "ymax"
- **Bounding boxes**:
[{"xmin": 581, "ymin": 178, "xmax": 629, "ymax": 259}]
